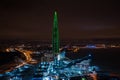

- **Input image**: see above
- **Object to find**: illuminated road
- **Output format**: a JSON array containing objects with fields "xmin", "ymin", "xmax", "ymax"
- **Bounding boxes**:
[
  {"xmin": 0, "ymin": 48, "xmax": 37, "ymax": 73},
  {"xmin": 14, "ymin": 48, "xmax": 38, "ymax": 68},
  {"xmin": 6, "ymin": 48, "xmax": 33, "ymax": 62},
  {"xmin": 15, "ymin": 48, "xmax": 32, "ymax": 62}
]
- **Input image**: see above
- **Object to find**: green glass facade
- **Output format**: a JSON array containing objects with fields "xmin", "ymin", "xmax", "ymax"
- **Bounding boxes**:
[{"xmin": 52, "ymin": 11, "xmax": 59, "ymax": 56}]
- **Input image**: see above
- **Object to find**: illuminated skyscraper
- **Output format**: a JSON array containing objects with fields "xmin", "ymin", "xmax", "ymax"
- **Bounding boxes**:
[{"xmin": 52, "ymin": 11, "xmax": 59, "ymax": 56}]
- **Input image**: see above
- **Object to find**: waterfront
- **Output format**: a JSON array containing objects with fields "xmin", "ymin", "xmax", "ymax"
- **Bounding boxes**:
[
  {"xmin": 1, "ymin": 1, "xmax": 120, "ymax": 78},
  {"xmin": 0, "ymin": 45, "xmax": 120, "ymax": 80},
  {"xmin": 66, "ymin": 48, "xmax": 120, "ymax": 75}
]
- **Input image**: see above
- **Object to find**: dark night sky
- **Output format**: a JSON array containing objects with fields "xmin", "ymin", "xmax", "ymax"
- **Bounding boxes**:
[{"xmin": 0, "ymin": 0, "xmax": 120, "ymax": 40}]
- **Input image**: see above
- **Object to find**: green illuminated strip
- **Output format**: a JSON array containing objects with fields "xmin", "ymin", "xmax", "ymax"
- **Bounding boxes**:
[{"xmin": 52, "ymin": 11, "xmax": 59, "ymax": 55}]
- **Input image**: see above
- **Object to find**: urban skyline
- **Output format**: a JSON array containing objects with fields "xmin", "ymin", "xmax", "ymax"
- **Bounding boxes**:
[{"xmin": 0, "ymin": 1, "xmax": 120, "ymax": 79}]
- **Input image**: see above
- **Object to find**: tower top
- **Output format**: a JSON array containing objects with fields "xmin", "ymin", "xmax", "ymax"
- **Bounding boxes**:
[
  {"xmin": 55, "ymin": 11, "xmax": 57, "ymax": 15},
  {"xmin": 54, "ymin": 11, "xmax": 58, "ymax": 22}
]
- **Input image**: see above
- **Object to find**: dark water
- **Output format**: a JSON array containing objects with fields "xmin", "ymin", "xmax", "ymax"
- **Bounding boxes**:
[{"xmin": 66, "ymin": 48, "xmax": 120, "ymax": 75}]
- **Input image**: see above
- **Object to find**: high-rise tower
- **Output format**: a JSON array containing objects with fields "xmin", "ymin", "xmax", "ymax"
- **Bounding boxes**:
[{"xmin": 52, "ymin": 11, "xmax": 59, "ymax": 56}]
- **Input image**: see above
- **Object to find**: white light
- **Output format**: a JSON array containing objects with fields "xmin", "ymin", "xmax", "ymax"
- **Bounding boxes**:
[{"xmin": 43, "ymin": 76, "xmax": 50, "ymax": 80}]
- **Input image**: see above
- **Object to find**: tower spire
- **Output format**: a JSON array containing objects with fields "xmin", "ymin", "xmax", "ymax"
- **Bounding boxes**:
[{"xmin": 52, "ymin": 11, "xmax": 59, "ymax": 56}]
